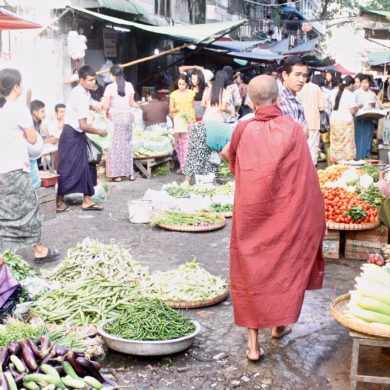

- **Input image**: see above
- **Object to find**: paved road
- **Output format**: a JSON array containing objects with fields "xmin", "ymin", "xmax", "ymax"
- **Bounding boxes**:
[{"xmin": 18, "ymin": 172, "xmax": 390, "ymax": 390}]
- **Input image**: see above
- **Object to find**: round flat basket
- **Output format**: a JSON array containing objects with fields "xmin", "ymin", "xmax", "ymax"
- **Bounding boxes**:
[
  {"xmin": 219, "ymin": 211, "xmax": 232, "ymax": 218},
  {"xmin": 133, "ymin": 152, "xmax": 171, "ymax": 160},
  {"xmin": 326, "ymin": 221, "xmax": 381, "ymax": 231},
  {"xmin": 98, "ymin": 319, "xmax": 201, "ymax": 356},
  {"xmin": 330, "ymin": 293, "xmax": 390, "ymax": 339},
  {"xmin": 164, "ymin": 287, "xmax": 229, "ymax": 309},
  {"xmin": 158, "ymin": 218, "xmax": 226, "ymax": 232}
]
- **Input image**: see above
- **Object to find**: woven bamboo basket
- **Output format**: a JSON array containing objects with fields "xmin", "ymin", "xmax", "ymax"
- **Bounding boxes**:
[
  {"xmin": 219, "ymin": 211, "xmax": 233, "ymax": 218},
  {"xmin": 164, "ymin": 287, "xmax": 229, "ymax": 309},
  {"xmin": 326, "ymin": 221, "xmax": 381, "ymax": 231},
  {"xmin": 158, "ymin": 217, "xmax": 226, "ymax": 232},
  {"xmin": 330, "ymin": 293, "xmax": 390, "ymax": 339}
]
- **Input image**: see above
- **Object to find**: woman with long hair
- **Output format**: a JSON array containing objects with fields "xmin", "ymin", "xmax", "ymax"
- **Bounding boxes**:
[
  {"xmin": 325, "ymin": 70, "xmax": 335, "ymax": 90},
  {"xmin": 354, "ymin": 74, "xmax": 380, "ymax": 160},
  {"xmin": 329, "ymin": 75, "xmax": 357, "ymax": 162},
  {"xmin": 0, "ymin": 68, "xmax": 59, "ymax": 263},
  {"xmin": 102, "ymin": 64, "xmax": 135, "ymax": 182},
  {"xmin": 169, "ymin": 74, "xmax": 195, "ymax": 173},
  {"xmin": 190, "ymin": 69, "xmax": 207, "ymax": 120},
  {"xmin": 222, "ymin": 65, "xmax": 242, "ymax": 122}
]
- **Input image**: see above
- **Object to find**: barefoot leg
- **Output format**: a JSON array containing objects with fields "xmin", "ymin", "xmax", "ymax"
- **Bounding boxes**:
[
  {"xmin": 272, "ymin": 325, "xmax": 292, "ymax": 339},
  {"xmin": 247, "ymin": 328, "xmax": 260, "ymax": 360}
]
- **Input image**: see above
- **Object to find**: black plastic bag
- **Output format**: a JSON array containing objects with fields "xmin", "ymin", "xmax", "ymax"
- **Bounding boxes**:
[
  {"xmin": 320, "ymin": 111, "xmax": 330, "ymax": 134},
  {"xmin": 0, "ymin": 286, "xmax": 22, "ymax": 323},
  {"xmin": 86, "ymin": 138, "xmax": 103, "ymax": 164}
]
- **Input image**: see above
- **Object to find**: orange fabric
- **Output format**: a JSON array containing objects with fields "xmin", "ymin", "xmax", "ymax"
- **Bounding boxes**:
[{"xmin": 229, "ymin": 105, "xmax": 325, "ymax": 329}]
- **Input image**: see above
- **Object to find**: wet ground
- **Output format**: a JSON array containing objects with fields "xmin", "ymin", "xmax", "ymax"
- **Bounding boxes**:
[{"xmin": 18, "ymin": 172, "xmax": 390, "ymax": 390}]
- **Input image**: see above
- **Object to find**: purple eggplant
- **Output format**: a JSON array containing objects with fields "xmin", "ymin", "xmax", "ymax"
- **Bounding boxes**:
[
  {"xmin": 53, "ymin": 365, "xmax": 64, "ymax": 375},
  {"xmin": 9, "ymin": 368, "xmax": 19, "ymax": 377},
  {"xmin": 54, "ymin": 346, "xmax": 69, "ymax": 357},
  {"xmin": 0, "ymin": 372, "xmax": 9, "ymax": 390},
  {"xmin": 41, "ymin": 350, "xmax": 56, "ymax": 365},
  {"xmin": 26, "ymin": 338, "xmax": 43, "ymax": 359},
  {"xmin": 19, "ymin": 339, "xmax": 37, "ymax": 371},
  {"xmin": 101, "ymin": 374, "xmax": 118, "ymax": 387},
  {"xmin": 0, "ymin": 346, "xmax": 9, "ymax": 370},
  {"xmin": 8, "ymin": 341, "xmax": 20, "ymax": 355},
  {"xmin": 66, "ymin": 354, "xmax": 87, "ymax": 377},
  {"xmin": 76, "ymin": 357, "xmax": 117, "ymax": 386},
  {"xmin": 20, "ymin": 356, "xmax": 30, "ymax": 373},
  {"xmin": 39, "ymin": 335, "xmax": 50, "ymax": 353},
  {"xmin": 90, "ymin": 360, "xmax": 102, "ymax": 371},
  {"xmin": 14, "ymin": 372, "xmax": 27, "ymax": 384}
]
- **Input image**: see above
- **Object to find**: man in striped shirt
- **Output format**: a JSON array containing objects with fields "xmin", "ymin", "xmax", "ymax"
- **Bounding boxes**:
[{"xmin": 278, "ymin": 56, "xmax": 309, "ymax": 137}]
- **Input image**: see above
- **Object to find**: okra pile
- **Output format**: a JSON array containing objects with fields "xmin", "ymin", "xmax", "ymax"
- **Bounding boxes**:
[{"xmin": 0, "ymin": 335, "xmax": 116, "ymax": 389}]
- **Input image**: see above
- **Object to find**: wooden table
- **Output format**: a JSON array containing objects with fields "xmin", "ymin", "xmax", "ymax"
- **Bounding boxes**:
[
  {"xmin": 133, "ymin": 153, "xmax": 173, "ymax": 179},
  {"xmin": 349, "ymin": 330, "xmax": 390, "ymax": 389}
]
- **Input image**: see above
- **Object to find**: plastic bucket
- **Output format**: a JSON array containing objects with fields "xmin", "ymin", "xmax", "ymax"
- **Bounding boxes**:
[{"xmin": 128, "ymin": 200, "xmax": 152, "ymax": 224}]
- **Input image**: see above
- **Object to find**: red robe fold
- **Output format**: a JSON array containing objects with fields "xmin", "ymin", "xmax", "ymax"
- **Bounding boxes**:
[{"xmin": 229, "ymin": 105, "xmax": 325, "ymax": 329}]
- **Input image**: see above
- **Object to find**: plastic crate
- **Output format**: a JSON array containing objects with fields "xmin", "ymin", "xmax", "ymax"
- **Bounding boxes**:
[{"xmin": 40, "ymin": 174, "xmax": 59, "ymax": 187}]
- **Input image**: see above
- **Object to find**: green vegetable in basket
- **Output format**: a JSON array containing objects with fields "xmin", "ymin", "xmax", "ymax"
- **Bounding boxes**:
[
  {"xmin": 150, "ymin": 211, "xmax": 223, "ymax": 227},
  {"xmin": 102, "ymin": 298, "xmax": 195, "ymax": 341},
  {"xmin": 209, "ymin": 203, "xmax": 233, "ymax": 213},
  {"xmin": 358, "ymin": 184, "xmax": 385, "ymax": 209},
  {"xmin": 343, "ymin": 206, "xmax": 367, "ymax": 222},
  {"xmin": 362, "ymin": 164, "xmax": 379, "ymax": 182}
]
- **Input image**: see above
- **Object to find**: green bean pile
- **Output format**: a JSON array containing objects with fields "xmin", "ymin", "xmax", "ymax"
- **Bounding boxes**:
[
  {"xmin": 29, "ymin": 279, "xmax": 140, "ymax": 326},
  {"xmin": 103, "ymin": 299, "xmax": 195, "ymax": 341},
  {"xmin": 150, "ymin": 211, "xmax": 223, "ymax": 227},
  {"xmin": 43, "ymin": 238, "xmax": 148, "ymax": 285}
]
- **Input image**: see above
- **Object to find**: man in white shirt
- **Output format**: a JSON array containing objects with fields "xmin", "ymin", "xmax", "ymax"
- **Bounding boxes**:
[{"xmin": 56, "ymin": 65, "xmax": 107, "ymax": 213}]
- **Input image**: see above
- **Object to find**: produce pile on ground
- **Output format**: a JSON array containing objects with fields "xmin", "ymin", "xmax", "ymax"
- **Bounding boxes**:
[
  {"xmin": 162, "ymin": 182, "xmax": 215, "ymax": 197},
  {"xmin": 140, "ymin": 259, "xmax": 227, "ymax": 302},
  {"xmin": 0, "ymin": 251, "xmax": 37, "ymax": 281},
  {"xmin": 43, "ymin": 238, "xmax": 148, "ymax": 285},
  {"xmin": 348, "ymin": 263, "xmax": 390, "ymax": 329},
  {"xmin": 318, "ymin": 164, "xmax": 382, "ymax": 224},
  {"xmin": 29, "ymin": 279, "xmax": 141, "ymax": 326},
  {"xmin": 102, "ymin": 299, "xmax": 195, "ymax": 341},
  {"xmin": 0, "ymin": 325, "xmax": 116, "ymax": 389},
  {"xmin": 150, "ymin": 211, "xmax": 224, "ymax": 227},
  {"xmin": 133, "ymin": 130, "xmax": 173, "ymax": 157}
]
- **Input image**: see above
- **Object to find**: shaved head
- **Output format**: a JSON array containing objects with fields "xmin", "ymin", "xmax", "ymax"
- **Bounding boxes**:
[{"xmin": 248, "ymin": 75, "xmax": 278, "ymax": 107}]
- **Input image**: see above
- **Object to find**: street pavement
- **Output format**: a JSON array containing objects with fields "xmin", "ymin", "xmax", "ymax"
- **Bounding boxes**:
[{"xmin": 18, "ymin": 172, "xmax": 390, "ymax": 390}]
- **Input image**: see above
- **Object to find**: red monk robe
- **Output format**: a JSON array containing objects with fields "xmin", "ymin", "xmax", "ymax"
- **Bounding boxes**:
[{"xmin": 229, "ymin": 105, "xmax": 325, "ymax": 329}]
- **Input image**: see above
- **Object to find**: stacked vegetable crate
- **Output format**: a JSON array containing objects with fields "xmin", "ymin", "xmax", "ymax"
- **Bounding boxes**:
[
  {"xmin": 323, "ymin": 230, "xmax": 340, "ymax": 259},
  {"xmin": 35, "ymin": 187, "xmax": 56, "ymax": 222},
  {"xmin": 345, "ymin": 226, "xmax": 389, "ymax": 260}
]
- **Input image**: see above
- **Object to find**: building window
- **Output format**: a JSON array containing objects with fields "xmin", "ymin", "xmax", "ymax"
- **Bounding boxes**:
[{"xmin": 155, "ymin": 0, "xmax": 171, "ymax": 17}]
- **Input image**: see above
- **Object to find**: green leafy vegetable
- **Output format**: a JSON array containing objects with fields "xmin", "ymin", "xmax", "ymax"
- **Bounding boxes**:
[
  {"xmin": 209, "ymin": 203, "xmax": 233, "ymax": 213},
  {"xmin": 0, "ymin": 250, "xmax": 37, "ymax": 281},
  {"xmin": 363, "ymin": 164, "xmax": 379, "ymax": 182},
  {"xmin": 0, "ymin": 319, "xmax": 45, "ymax": 347},
  {"xmin": 359, "ymin": 184, "xmax": 385, "ymax": 209},
  {"xmin": 343, "ymin": 206, "xmax": 367, "ymax": 222},
  {"xmin": 217, "ymin": 162, "xmax": 234, "ymax": 179}
]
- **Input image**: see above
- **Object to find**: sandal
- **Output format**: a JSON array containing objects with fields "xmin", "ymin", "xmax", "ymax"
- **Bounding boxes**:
[
  {"xmin": 246, "ymin": 348, "xmax": 264, "ymax": 362},
  {"xmin": 129, "ymin": 175, "xmax": 136, "ymax": 181},
  {"xmin": 112, "ymin": 177, "xmax": 122, "ymax": 182},
  {"xmin": 56, "ymin": 205, "xmax": 72, "ymax": 213},
  {"xmin": 82, "ymin": 203, "xmax": 103, "ymax": 211},
  {"xmin": 34, "ymin": 248, "xmax": 60, "ymax": 264}
]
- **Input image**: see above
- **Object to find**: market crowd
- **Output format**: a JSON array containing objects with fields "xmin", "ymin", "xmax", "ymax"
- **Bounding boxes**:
[{"xmin": 0, "ymin": 54, "xmax": 386, "ymax": 362}]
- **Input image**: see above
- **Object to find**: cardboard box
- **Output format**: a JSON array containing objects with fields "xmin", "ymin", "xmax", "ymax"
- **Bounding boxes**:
[
  {"xmin": 36, "ymin": 186, "xmax": 56, "ymax": 222},
  {"xmin": 345, "ymin": 226, "xmax": 388, "ymax": 260},
  {"xmin": 323, "ymin": 230, "xmax": 340, "ymax": 259}
]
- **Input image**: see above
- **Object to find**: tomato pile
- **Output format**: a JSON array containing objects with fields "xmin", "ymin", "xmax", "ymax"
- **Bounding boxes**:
[
  {"xmin": 322, "ymin": 187, "xmax": 379, "ymax": 224},
  {"xmin": 318, "ymin": 165, "xmax": 349, "ymax": 186}
]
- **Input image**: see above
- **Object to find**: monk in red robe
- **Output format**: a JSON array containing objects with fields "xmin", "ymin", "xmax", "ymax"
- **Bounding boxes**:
[{"xmin": 229, "ymin": 75, "xmax": 325, "ymax": 361}]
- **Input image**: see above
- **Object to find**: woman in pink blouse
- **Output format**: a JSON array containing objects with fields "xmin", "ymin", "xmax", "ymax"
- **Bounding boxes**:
[{"xmin": 102, "ymin": 65, "xmax": 135, "ymax": 182}]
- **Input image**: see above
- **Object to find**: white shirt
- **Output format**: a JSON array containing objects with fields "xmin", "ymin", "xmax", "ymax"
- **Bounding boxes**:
[
  {"xmin": 64, "ymin": 84, "xmax": 91, "ymax": 132},
  {"xmin": 0, "ymin": 100, "xmax": 33, "ymax": 174},
  {"xmin": 354, "ymin": 88, "xmax": 379, "ymax": 116},
  {"xmin": 330, "ymin": 89, "xmax": 356, "ymax": 122}
]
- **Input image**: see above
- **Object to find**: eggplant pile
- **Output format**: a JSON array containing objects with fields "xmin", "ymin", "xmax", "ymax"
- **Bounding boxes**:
[{"xmin": 0, "ymin": 336, "xmax": 117, "ymax": 389}]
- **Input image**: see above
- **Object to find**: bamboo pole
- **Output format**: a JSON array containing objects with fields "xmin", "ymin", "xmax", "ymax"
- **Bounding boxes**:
[{"xmin": 64, "ymin": 19, "xmax": 247, "ymax": 85}]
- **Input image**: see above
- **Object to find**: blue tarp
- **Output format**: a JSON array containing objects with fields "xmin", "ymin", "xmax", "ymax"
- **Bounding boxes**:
[
  {"xmin": 200, "ymin": 40, "xmax": 263, "ymax": 52},
  {"xmin": 225, "ymin": 49, "xmax": 284, "ymax": 62},
  {"xmin": 262, "ymin": 38, "xmax": 290, "ymax": 54},
  {"xmin": 281, "ymin": 6, "xmax": 307, "ymax": 20},
  {"xmin": 284, "ymin": 38, "xmax": 319, "ymax": 55}
]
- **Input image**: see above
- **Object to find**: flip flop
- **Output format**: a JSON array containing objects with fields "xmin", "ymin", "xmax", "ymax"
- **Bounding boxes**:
[
  {"xmin": 34, "ymin": 248, "xmax": 60, "ymax": 264},
  {"xmin": 56, "ymin": 205, "xmax": 72, "ymax": 213},
  {"xmin": 82, "ymin": 203, "xmax": 103, "ymax": 211},
  {"xmin": 129, "ymin": 175, "xmax": 136, "ymax": 181},
  {"xmin": 246, "ymin": 348, "xmax": 265, "ymax": 362},
  {"xmin": 112, "ymin": 177, "xmax": 122, "ymax": 182}
]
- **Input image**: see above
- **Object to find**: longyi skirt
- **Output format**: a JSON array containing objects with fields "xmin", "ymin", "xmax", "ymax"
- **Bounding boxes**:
[{"xmin": 0, "ymin": 169, "xmax": 42, "ymax": 251}]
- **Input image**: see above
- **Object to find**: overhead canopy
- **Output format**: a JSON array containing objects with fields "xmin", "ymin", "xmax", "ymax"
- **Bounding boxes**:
[
  {"xmin": 281, "ymin": 6, "xmax": 307, "ymax": 20},
  {"xmin": 0, "ymin": 7, "xmax": 42, "ymax": 30},
  {"xmin": 360, "ymin": 8, "xmax": 390, "ymax": 18},
  {"xmin": 68, "ymin": 5, "xmax": 246, "ymax": 42},
  {"xmin": 85, "ymin": 0, "xmax": 166, "ymax": 26},
  {"xmin": 262, "ymin": 38, "xmax": 290, "ymax": 53},
  {"xmin": 367, "ymin": 50, "xmax": 390, "ymax": 64},
  {"xmin": 201, "ymin": 40, "xmax": 263, "ymax": 52},
  {"xmin": 224, "ymin": 48, "xmax": 284, "ymax": 63},
  {"xmin": 284, "ymin": 38, "xmax": 319, "ymax": 55},
  {"xmin": 312, "ymin": 64, "xmax": 354, "ymax": 75}
]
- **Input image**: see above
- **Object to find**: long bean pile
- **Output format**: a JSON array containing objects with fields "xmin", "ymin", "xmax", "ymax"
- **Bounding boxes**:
[
  {"xmin": 43, "ymin": 238, "xmax": 148, "ymax": 284},
  {"xmin": 102, "ymin": 299, "xmax": 195, "ymax": 341},
  {"xmin": 150, "ymin": 211, "xmax": 224, "ymax": 227},
  {"xmin": 29, "ymin": 278, "xmax": 140, "ymax": 326},
  {"xmin": 141, "ymin": 258, "xmax": 227, "ymax": 302}
]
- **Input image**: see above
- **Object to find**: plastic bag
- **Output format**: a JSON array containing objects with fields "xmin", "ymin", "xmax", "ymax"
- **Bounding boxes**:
[
  {"xmin": 90, "ymin": 114, "xmax": 114, "ymax": 151},
  {"xmin": 209, "ymin": 150, "xmax": 222, "ymax": 165},
  {"xmin": 90, "ymin": 184, "xmax": 107, "ymax": 204},
  {"xmin": 87, "ymin": 137, "xmax": 103, "ymax": 164},
  {"xmin": 26, "ymin": 132, "xmax": 44, "ymax": 159},
  {"xmin": 0, "ymin": 286, "xmax": 22, "ymax": 323}
]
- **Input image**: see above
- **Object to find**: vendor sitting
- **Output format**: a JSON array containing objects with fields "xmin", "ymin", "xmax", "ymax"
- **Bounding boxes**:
[{"xmin": 142, "ymin": 89, "xmax": 170, "ymax": 131}]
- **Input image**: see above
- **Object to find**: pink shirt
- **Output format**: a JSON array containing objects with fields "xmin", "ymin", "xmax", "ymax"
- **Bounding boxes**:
[
  {"xmin": 379, "ymin": 180, "xmax": 390, "ymax": 198},
  {"xmin": 104, "ymin": 81, "xmax": 134, "ymax": 112}
]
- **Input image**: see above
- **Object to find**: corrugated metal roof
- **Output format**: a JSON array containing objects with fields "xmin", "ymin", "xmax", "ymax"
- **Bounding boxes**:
[{"xmin": 0, "ymin": 7, "xmax": 41, "ymax": 30}]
